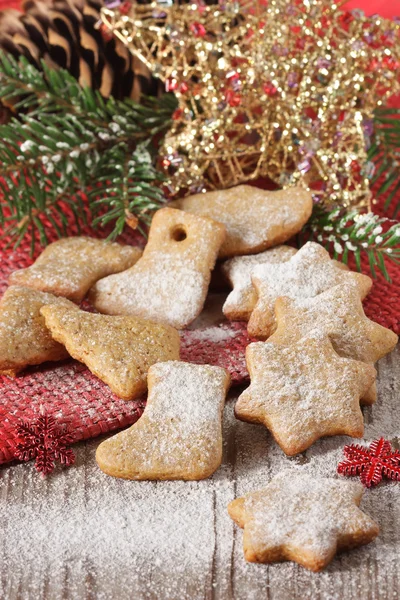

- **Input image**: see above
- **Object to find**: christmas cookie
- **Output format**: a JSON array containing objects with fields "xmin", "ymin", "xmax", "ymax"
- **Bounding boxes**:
[
  {"xmin": 247, "ymin": 242, "xmax": 372, "ymax": 339},
  {"xmin": 228, "ymin": 471, "xmax": 379, "ymax": 571},
  {"xmin": 40, "ymin": 304, "xmax": 180, "ymax": 400},
  {"xmin": 0, "ymin": 286, "xmax": 76, "ymax": 376},
  {"xmin": 171, "ymin": 185, "xmax": 312, "ymax": 258},
  {"xmin": 9, "ymin": 236, "xmax": 142, "ymax": 303},
  {"xmin": 222, "ymin": 246, "xmax": 298, "ymax": 321},
  {"xmin": 222, "ymin": 249, "xmax": 350, "ymax": 321},
  {"xmin": 270, "ymin": 283, "xmax": 398, "ymax": 404},
  {"xmin": 235, "ymin": 334, "xmax": 376, "ymax": 456},
  {"xmin": 90, "ymin": 207, "xmax": 226, "ymax": 329},
  {"xmin": 96, "ymin": 361, "xmax": 230, "ymax": 479}
]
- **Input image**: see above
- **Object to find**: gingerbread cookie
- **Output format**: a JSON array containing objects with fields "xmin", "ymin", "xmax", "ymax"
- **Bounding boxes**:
[
  {"xmin": 228, "ymin": 471, "xmax": 379, "ymax": 571},
  {"xmin": 222, "ymin": 250, "xmax": 350, "ymax": 321},
  {"xmin": 171, "ymin": 185, "xmax": 312, "ymax": 258},
  {"xmin": 9, "ymin": 236, "xmax": 142, "ymax": 303},
  {"xmin": 271, "ymin": 284, "xmax": 398, "ymax": 362},
  {"xmin": 247, "ymin": 242, "xmax": 372, "ymax": 339},
  {"xmin": 0, "ymin": 286, "xmax": 76, "ymax": 376},
  {"xmin": 40, "ymin": 304, "xmax": 180, "ymax": 400},
  {"xmin": 235, "ymin": 334, "xmax": 376, "ymax": 455},
  {"xmin": 90, "ymin": 207, "xmax": 226, "ymax": 329},
  {"xmin": 222, "ymin": 246, "xmax": 298, "ymax": 321},
  {"xmin": 270, "ymin": 284, "xmax": 398, "ymax": 405},
  {"xmin": 96, "ymin": 361, "xmax": 230, "ymax": 479}
]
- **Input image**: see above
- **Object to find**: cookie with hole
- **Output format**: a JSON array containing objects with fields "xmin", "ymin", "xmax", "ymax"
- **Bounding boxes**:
[{"xmin": 89, "ymin": 207, "xmax": 226, "ymax": 329}]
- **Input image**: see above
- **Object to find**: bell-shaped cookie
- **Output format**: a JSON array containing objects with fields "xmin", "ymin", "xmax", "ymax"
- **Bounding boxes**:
[{"xmin": 41, "ymin": 304, "xmax": 180, "ymax": 400}]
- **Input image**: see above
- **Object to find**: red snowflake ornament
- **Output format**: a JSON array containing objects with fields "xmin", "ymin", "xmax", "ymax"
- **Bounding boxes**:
[
  {"xmin": 337, "ymin": 438, "xmax": 400, "ymax": 488},
  {"xmin": 14, "ymin": 407, "xmax": 75, "ymax": 476}
]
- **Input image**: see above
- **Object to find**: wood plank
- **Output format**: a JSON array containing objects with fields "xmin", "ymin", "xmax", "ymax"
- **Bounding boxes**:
[{"xmin": 1, "ymin": 347, "xmax": 399, "ymax": 599}]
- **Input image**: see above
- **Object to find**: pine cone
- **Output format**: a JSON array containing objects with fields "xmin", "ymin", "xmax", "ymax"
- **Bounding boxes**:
[{"xmin": 0, "ymin": 0, "xmax": 161, "ymax": 101}]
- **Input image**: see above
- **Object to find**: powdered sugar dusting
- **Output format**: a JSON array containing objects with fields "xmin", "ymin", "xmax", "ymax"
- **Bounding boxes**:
[
  {"xmin": 241, "ymin": 472, "xmax": 375, "ymax": 558},
  {"xmin": 222, "ymin": 245, "xmax": 297, "ymax": 319},
  {"xmin": 271, "ymin": 283, "xmax": 398, "ymax": 363},
  {"xmin": 96, "ymin": 361, "xmax": 230, "ymax": 478},
  {"xmin": 90, "ymin": 208, "xmax": 224, "ymax": 329},
  {"xmin": 236, "ymin": 333, "xmax": 375, "ymax": 454},
  {"xmin": 1, "ymin": 346, "xmax": 400, "ymax": 598},
  {"xmin": 176, "ymin": 185, "xmax": 312, "ymax": 257},
  {"xmin": 9, "ymin": 237, "xmax": 141, "ymax": 302},
  {"xmin": 249, "ymin": 242, "xmax": 372, "ymax": 336},
  {"xmin": 181, "ymin": 326, "xmax": 240, "ymax": 343}
]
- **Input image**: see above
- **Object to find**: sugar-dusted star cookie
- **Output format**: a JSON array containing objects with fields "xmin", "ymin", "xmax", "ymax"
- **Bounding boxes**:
[
  {"xmin": 40, "ymin": 304, "xmax": 180, "ymax": 400},
  {"xmin": 235, "ymin": 334, "xmax": 376, "ymax": 455},
  {"xmin": 0, "ymin": 286, "xmax": 76, "ymax": 376},
  {"xmin": 228, "ymin": 471, "xmax": 379, "ymax": 571},
  {"xmin": 171, "ymin": 185, "xmax": 312, "ymax": 258},
  {"xmin": 270, "ymin": 283, "xmax": 398, "ymax": 405},
  {"xmin": 90, "ymin": 207, "xmax": 226, "ymax": 329},
  {"xmin": 96, "ymin": 361, "xmax": 230, "ymax": 479},
  {"xmin": 271, "ymin": 284, "xmax": 398, "ymax": 363},
  {"xmin": 221, "ymin": 246, "xmax": 349, "ymax": 322},
  {"xmin": 221, "ymin": 246, "xmax": 298, "ymax": 321},
  {"xmin": 9, "ymin": 236, "xmax": 142, "ymax": 303},
  {"xmin": 247, "ymin": 242, "xmax": 372, "ymax": 339}
]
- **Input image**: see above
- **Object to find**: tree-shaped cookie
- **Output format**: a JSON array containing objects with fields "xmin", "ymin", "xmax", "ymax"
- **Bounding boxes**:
[
  {"xmin": 235, "ymin": 334, "xmax": 376, "ymax": 455},
  {"xmin": 228, "ymin": 471, "xmax": 379, "ymax": 571},
  {"xmin": 0, "ymin": 286, "xmax": 77, "ymax": 376},
  {"xmin": 90, "ymin": 207, "xmax": 226, "ymax": 329},
  {"xmin": 96, "ymin": 361, "xmax": 230, "ymax": 480},
  {"xmin": 41, "ymin": 304, "xmax": 180, "ymax": 400},
  {"xmin": 247, "ymin": 242, "xmax": 372, "ymax": 339},
  {"xmin": 9, "ymin": 236, "xmax": 142, "ymax": 303}
]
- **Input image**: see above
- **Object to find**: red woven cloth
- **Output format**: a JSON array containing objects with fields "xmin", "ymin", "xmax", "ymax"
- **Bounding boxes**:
[
  {"xmin": 0, "ymin": 219, "xmax": 255, "ymax": 464},
  {"xmin": 0, "ymin": 210, "xmax": 399, "ymax": 465},
  {"xmin": 0, "ymin": 0, "xmax": 399, "ymax": 466}
]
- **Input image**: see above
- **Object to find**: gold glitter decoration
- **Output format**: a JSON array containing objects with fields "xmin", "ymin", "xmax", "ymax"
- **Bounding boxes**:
[{"xmin": 101, "ymin": 1, "xmax": 400, "ymax": 208}]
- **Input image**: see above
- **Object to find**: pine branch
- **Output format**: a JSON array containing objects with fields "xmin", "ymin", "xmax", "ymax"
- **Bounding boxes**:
[
  {"xmin": 0, "ymin": 53, "xmax": 176, "ymax": 247},
  {"xmin": 301, "ymin": 206, "xmax": 400, "ymax": 282},
  {"xmin": 368, "ymin": 108, "xmax": 400, "ymax": 215}
]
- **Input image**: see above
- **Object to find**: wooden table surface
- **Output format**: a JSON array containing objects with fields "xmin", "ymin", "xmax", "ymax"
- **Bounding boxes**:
[{"xmin": 1, "ymin": 297, "xmax": 399, "ymax": 600}]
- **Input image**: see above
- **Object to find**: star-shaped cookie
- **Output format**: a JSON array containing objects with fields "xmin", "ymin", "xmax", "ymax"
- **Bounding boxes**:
[
  {"xmin": 10, "ymin": 236, "xmax": 142, "ymax": 303},
  {"xmin": 271, "ymin": 284, "xmax": 398, "ymax": 363},
  {"xmin": 270, "ymin": 284, "xmax": 398, "ymax": 406},
  {"xmin": 247, "ymin": 242, "xmax": 372, "ymax": 339},
  {"xmin": 221, "ymin": 246, "xmax": 298, "ymax": 321},
  {"xmin": 41, "ymin": 304, "xmax": 180, "ymax": 400},
  {"xmin": 0, "ymin": 286, "xmax": 76, "ymax": 376},
  {"xmin": 228, "ymin": 471, "xmax": 379, "ymax": 571},
  {"xmin": 235, "ymin": 334, "xmax": 376, "ymax": 455}
]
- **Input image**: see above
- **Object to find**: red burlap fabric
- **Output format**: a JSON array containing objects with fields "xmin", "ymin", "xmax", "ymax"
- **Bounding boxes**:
[
  {"xmin": 0, "ymin": 202, "xmax": 399, "ymax": 465},
  {"xmin": 0, "ymin": 0, "xmax": 398, "ymax": 466}
]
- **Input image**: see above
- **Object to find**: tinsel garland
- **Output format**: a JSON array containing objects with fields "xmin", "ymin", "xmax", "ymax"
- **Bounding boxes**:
[{"xmin": 101, "ymin": 0, "xmax": 400, "ymax": 209}]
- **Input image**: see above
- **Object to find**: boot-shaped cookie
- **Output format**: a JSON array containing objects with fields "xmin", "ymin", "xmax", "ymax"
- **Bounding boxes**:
[
  {"xmin": 90, "ymin": 208, "xmax": 226, "ymax": 329},
  {"xmin": 10, "ymin": 236, "xmax": 142, "ymax": 303},
  {"xmin": 171, "ymin": 185, "xmax": 313, "ymax": 258},
  {"xmin": 96, "ymin": 361, "xmax": 231, "ymax": 480}
]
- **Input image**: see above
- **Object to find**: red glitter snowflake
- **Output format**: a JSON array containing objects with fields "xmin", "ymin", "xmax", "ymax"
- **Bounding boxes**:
[
  {"xmin": 14, "ymin": 407, "xmax": 75, "ymax": 476},
  {"xmin": 337, "ymin": 438, "xmax": 400, "ymax": 488}
]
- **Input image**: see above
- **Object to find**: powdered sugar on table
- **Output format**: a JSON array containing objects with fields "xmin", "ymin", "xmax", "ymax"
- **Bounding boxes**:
[{"xmin": 1, "ymin": 346, "xmax": 399, "ymax": 600}]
